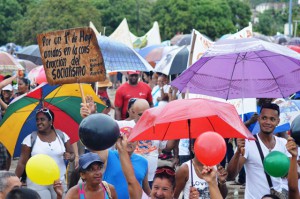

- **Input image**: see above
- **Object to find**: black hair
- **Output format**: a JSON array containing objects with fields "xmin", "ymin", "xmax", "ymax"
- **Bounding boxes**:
[
  {"xmin": 126, "ymin": 98, "xmax": 137, "ymax": 118},
  {"xmin": 260, "ymin": 103, "xmax": 280, "ymax": 116},
  {"xmin": 5, "ymin": 188, "xmax": 41, "ymax": 199},
  {"xmin": 153, "ymin": 166, "xmax": 176, "ymax": 190},
  {"xmin": 36, "ymin": 108, "xmax": 55, "ymax": 129},
  {"xmin": 99, "ymin": 96, "xmax": 111, "ymax": 109},
  {"xmin": 261, "ymin": 194, "xmax": 280, "ymax": 199},
  {"xmin": 19, "ymin": 77, "xmax": 31, "ymax": 90}
]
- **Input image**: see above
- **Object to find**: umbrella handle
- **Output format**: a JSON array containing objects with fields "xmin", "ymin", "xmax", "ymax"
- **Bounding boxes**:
[{"xmin": 79, "ymin": 83, "xmax": 86, "ymax": 104}]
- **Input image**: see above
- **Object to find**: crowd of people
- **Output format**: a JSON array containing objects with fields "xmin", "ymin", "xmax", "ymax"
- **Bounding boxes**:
[{"xmin": 0, "ymin": 69, "xmax": 300, "ymax": 199}]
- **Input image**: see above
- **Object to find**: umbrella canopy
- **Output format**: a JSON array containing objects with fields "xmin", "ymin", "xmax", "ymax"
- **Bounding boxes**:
[
  {"xmin": 171, "ymin": 38, "xmax": 300, "ymax": 99},
  {"xmin": 154, "ymin": 46, "xmax": 189, "ymax": 75},
  {"xmin": 97, "ymin": 36, "xmax": 153, "ymax": 72},
  {"xmin": 0, "ymin": 83, "xmax": 106, "ymax": 157},
  {"xmin": 138, "ymin": 45, "xmax": 177, "ymax": 67},
  {"xmin": 0, "ymin": 52, "xmax": 24, "ymax": 73},
  {"xmin": 16, "ymin": 45, "xmax": 42, "ymax": 65},
  {"xmin": 17, "ymin": 59, "xmax": 38, "ymax": 73},
  {"xmin": 176, "ymin": 34, "xmax": 192, "ymax": 46},
  {"xmin": 287, "ymin": 37, "xmax": 300, "ymax": 46},
  {"xmin": 128, "ymin": 98, "xmax": 254, "ymax": 141}
]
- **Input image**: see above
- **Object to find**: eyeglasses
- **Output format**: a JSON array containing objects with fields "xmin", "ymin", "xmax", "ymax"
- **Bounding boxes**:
[
  {"xmin": 155, "ymin": 167, "xmax": 175, "ymax": 176},
  {"xmin": 37, "ymin": 108, "xmax": 53, "ymax": 121},
  {"xmin": 128, "ymin": 98, "xmax": 137, "ymax": 110}
]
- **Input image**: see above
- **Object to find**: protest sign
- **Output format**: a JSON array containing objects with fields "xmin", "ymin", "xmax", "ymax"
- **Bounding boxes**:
[{"xmin": 37, "ymin": 27, "xmax": 105, "ymax": 85}]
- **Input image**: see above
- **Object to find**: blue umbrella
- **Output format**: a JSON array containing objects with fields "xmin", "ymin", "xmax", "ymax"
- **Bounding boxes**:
[
  {"xmin": 16, "ymin": 45, "xmax": 42, "ymax": 65},
  {"xmin": 97, "ymin": 36, "xmax": 153, "ymax": 72}
]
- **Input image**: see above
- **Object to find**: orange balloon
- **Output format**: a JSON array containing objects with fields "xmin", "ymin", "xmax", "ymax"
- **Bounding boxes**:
[{"xmin": 194, "ymin": 131, "xmax": 226, "ymax": 166}]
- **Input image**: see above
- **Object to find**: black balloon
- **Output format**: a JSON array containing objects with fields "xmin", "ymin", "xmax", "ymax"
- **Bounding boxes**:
[
  {"xmin": 291, "ymin": 114, "xmax": 300, "ymax": 146},
  {"xmin": 79, "ymin": 113, "xmax": 120, "ymax": 150}
]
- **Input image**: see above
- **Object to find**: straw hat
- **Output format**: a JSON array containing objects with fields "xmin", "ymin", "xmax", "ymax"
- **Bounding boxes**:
[{"xmin": 97, "ymin": 78, "xmax": 112, "ymax": 88}]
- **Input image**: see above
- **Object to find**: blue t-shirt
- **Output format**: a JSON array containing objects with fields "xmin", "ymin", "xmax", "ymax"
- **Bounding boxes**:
[{"xmin": 103, "ymin": 150, "xmax": 148, "ymax": 199}]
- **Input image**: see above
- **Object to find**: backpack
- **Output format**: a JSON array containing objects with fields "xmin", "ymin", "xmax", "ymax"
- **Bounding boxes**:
[{"xmin": 20, "ymin": 129, "xmax": 66, "ymax": 183}]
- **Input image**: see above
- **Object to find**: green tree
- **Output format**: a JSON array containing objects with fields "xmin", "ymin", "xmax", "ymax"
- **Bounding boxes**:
[
  {"xmin": 0, "ymin": 0, "xmax": 22, "ymax": 45},
  {"xmin": 152, "ymin": 0, "xmax": 236, "ymax": 40},
  {"xmin": 11, "ymin": 0, "xmax": 103, "ymax": 45},
  {"xmin": 227, "ymin": 0, "xmax": 251, "ymax": 30},
  {"xmin": 92, "ymin": 0, "xmax": 153, "ymax": 36}
]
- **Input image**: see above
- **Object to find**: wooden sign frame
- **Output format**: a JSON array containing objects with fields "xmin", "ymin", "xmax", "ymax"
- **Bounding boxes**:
[{"xmin": 37, "ymin": 27, "xmax": 105, "ymax": 85}]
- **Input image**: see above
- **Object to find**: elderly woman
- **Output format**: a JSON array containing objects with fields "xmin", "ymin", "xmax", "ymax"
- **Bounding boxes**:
[
  {"xmin": 65, "ymin": 152, "xmax": 117, "ymax": 199},
  {"xmin": 15, "ymin": 108, "xmax": 74, "ymax": 199}
]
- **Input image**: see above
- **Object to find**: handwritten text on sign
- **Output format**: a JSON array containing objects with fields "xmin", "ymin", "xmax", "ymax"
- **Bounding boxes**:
[{"xmin": 37, "ymin": 27, "xmax": 105, "ymax": 85}]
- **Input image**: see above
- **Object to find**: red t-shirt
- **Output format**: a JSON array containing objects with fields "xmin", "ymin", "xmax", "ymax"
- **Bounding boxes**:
[{"xmin": 114, "ymin": 82, "xmax": 153, "ymax": 120}]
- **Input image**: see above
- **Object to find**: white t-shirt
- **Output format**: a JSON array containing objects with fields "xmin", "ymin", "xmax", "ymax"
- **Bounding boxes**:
[
  {"xmin": 116, "ymin": 120, "xmax": 136, "ymax": 130},
  {"xmin": 179, "ymin": 139, "xmax": 190, "ymax": 156},
  {"xmin": 152, "ymin": 85, "xmax": 170, "ymax": 107},
  {"xmin": 183, "ymin": 161, "xmax": 214, "ymax": 199},
  {"xmin": 243, "ymin": 135, "xmax": 290, "ymax": 199},
  {"xmin": 22, "ymin": 131, "xmax": 69, "ymax": 181},
  {"xmin": 135, "ymin": 140, "xmax": 167, "ymax": 181}
]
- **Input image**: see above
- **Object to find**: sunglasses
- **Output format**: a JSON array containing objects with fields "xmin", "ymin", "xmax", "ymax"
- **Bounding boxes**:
[
  {"xmin": 155, "ymin": 168, "xmax": 175, "ymax": 176},
  {"xmin": 37, "ymin": 108, "xmax": 53, "ymax": 121},
  {"xmin": 128, "ymin": 98, "xmax": 137, "ymax": 110}
]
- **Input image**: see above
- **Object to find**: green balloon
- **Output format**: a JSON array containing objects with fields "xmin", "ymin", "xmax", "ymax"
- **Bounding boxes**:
[{"xmin": 263, "ymin": 151, "xmax": 290, "ymax": 177}]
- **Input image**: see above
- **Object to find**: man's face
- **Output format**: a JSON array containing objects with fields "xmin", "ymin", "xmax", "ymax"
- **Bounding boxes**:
[
  {"xmin": 2, "ymin": 176, "xmax": 22, "ymax": 198},
  {"xmin": 128, "ymin": 74, "xmax": 139, "ymax": 85},
  {"xmin": 127, "ymin": 141, "xmax": 137, "ymax": 156},
  {"xmin": 258, "ymin": 108, "xmax": 280, "ymax": 134}
]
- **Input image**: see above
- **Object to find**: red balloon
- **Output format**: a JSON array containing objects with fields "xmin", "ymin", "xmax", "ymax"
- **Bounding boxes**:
[
  {"xmin": 36, "ymin": 68, "xmax": 47, "ymax": 85},
  {"xmin": 194, "ymin": 131, "xmax": 226, "ymax": 166}
]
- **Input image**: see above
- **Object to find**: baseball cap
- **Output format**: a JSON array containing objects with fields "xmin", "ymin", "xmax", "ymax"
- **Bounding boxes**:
[
  {"xmin": 2, "ymin": 84, "xmax": 13, "ymax": 91},
  {"xmin": 127, "ymin": 71, "xmax": 140, "ymax": 75},
  {"xmin": 79, "ymin": 152, "xmax": 103, "ymax": 170}
]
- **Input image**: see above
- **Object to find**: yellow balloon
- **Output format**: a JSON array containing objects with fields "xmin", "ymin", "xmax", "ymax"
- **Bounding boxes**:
[{"xmin": 26, "ymin": 154, "xmax": 60, "ymax": 186}]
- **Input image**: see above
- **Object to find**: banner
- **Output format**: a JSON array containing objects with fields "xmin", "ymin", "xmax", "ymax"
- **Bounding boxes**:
[
  {"xmin": 188, "ymin": 29, "xmax": 214, "ymax": 66},
  {"xmin": 226, "ymin": 23, "xmax": 253, "ymax": 40},
  {"xmin": 187, "ymin": 93, "xmax": 256, "ymax": 115},
  {"xmin": 37, "ymin": 27, "xmax": 106, "ymax": 85}
]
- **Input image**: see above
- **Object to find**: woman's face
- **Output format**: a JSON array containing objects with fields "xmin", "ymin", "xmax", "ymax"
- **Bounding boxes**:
[
  {"xmin": 151, "ymin": 178, "xmax": 174, "ymax": 199},
  {"xmin": 1, "ymin": 90, "xmax": 12, "ymax": 100},
  {"xmin": 36, "ymin": 112, "xmax": 52, "ymax": 132},
  {"xmin": 18, "ymin": 79, "xmax": 28, "ymax": 94},
  {"xmin": 81, "ymin": 163, "xmax": 103, "ymax": 185}
]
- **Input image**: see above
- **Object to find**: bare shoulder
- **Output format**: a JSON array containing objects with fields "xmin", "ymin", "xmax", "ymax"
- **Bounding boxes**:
[{"xmin": 65, "ymin": 185, "xmax": 79, "ymax": 199}]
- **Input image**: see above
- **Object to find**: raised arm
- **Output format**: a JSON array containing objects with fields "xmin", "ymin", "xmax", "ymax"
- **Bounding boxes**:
[
  {"xmin": 202, "ymin": 166, "xmax": 223, "ymax": 199},
  {"xmin": 116, "ymin": 135, "xmax": 142, "ymax": 199},
  {"xmin": 227, "ymin": 138, "xmax": 246, "ymax": 180},
  {"xmin": 286, "ymin": 137, "xmax": 300, "ymax": 199}
]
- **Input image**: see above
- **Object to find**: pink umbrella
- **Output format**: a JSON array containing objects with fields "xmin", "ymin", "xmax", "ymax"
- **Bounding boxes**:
[{"xmin": 0, "ymin": 52, "xmax": 24, "ymax": 73}]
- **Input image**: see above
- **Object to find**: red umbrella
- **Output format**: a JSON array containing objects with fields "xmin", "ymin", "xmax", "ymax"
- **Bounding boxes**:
[
  {"xmin": 288, "ymin": 45, "xmax": 300, "ymax": 53},
  {"xmin": 128, "ymin": 98, "xmax": 254, "ymax": 141}
]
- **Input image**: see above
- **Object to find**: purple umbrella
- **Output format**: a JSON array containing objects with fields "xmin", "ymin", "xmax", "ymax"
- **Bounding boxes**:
[{"xmin": 171, "ymin": 38, "xmax": 300, "ymax": 99}]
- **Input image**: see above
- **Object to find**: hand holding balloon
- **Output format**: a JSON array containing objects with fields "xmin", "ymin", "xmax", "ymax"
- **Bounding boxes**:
[{"xmin": 286, "ymin": 136, "xmax": 298, "ymax": 158}]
